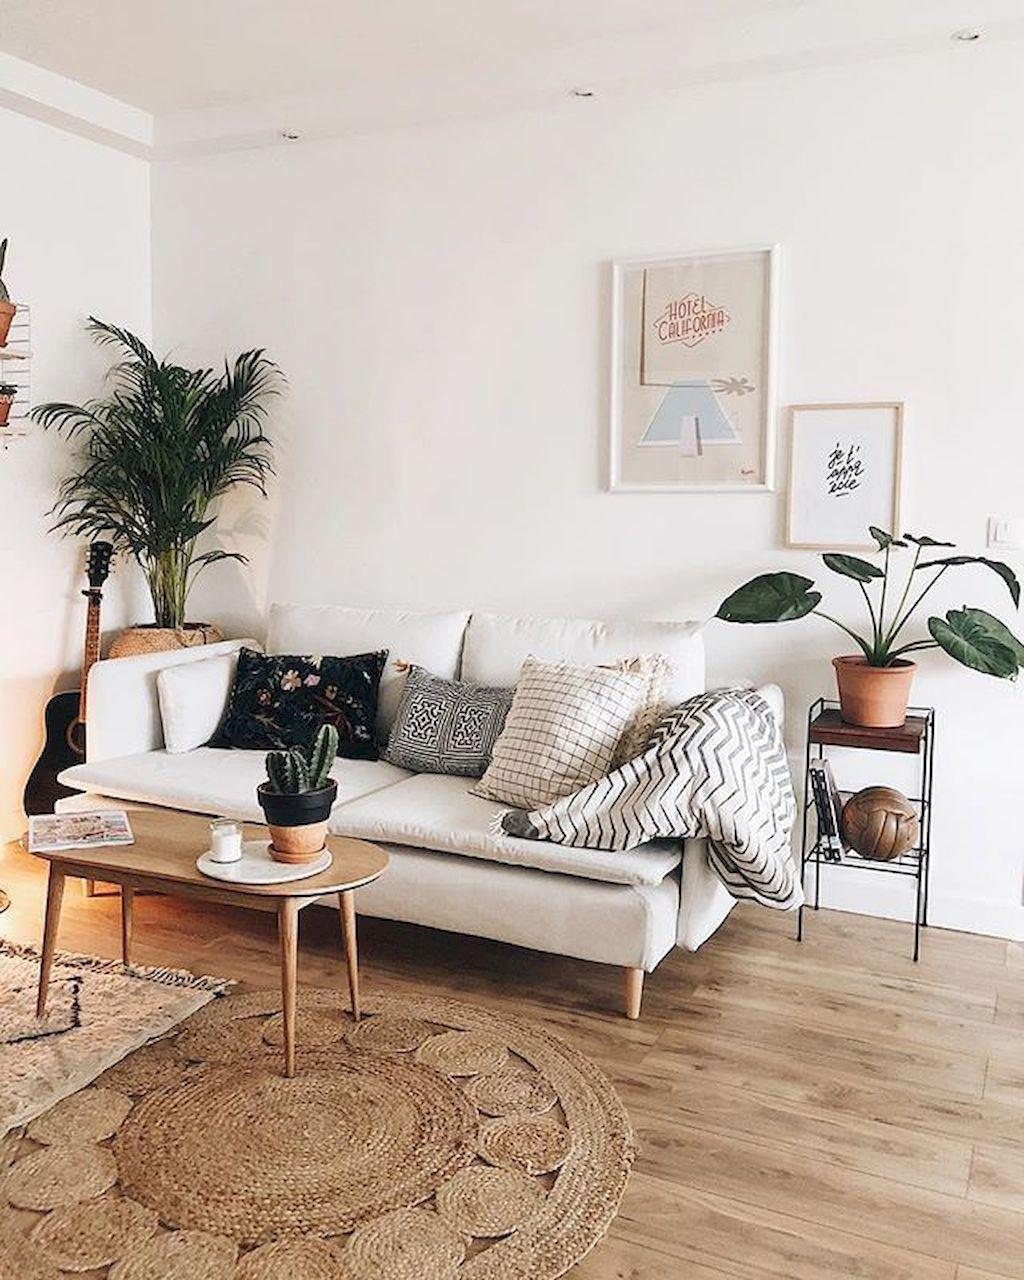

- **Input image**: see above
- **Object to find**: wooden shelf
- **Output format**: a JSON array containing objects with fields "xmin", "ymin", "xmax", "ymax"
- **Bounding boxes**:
[
  {"xmin": 0, "ymin": 305, "xmax": 31, "ymax": 441},
  {"xmin": 808, "ymin": 707, "xmax": 928, "ymax": 754}
]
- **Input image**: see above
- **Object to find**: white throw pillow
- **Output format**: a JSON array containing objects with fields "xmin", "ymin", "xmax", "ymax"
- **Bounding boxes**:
[
  {"xmin": 473, "ymin": 657, "xmax": 646, "ymax": 810},
  {"xmin": 157, "ymin": 653, "xmax": 241, "ymax": 753}
]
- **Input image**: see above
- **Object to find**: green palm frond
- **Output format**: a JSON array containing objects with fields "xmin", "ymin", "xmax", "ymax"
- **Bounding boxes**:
[{"xmin": 34, "ymin": 321, "xmax": 282, "ymax": 628}]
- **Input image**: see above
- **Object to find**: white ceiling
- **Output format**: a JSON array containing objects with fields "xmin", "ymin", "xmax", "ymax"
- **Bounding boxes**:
[{"xmin": 0, "ymin": 0, "xmax": 1022, "ymax": 153}]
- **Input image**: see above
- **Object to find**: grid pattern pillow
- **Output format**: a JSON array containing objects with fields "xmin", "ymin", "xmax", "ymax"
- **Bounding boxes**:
[
  {"xmin": 473, "ymin": 657, "xmax": 646, "ymax": 809},
  {"xmin": 383, "ymin": 666, "xmax": 514, "ymax": 777}
]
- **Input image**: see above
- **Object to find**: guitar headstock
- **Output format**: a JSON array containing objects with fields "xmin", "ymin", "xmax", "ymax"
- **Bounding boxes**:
[{"xmin": 86, "ymin": 540, "xmax": 114, "ymax": 590}]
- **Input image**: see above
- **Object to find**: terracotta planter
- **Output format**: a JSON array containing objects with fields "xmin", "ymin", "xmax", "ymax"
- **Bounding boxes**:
[
  {"xmin": 0, "ymin": 397, "xmax": 12, "ymax": 426},
  {"xmin": 108, "ymin": 622, "xmax": 224, "ymax": 659},
  {"xmin": 257, "ymin": 780, "xmax": 337, "ymax": 864},
  {"xmin": 0, "ymin": 301, "xmax": 16, "ymax": 346},
  {"xmin": 833, "ymin": 656, "xmax": 916, "ymax": 728}
]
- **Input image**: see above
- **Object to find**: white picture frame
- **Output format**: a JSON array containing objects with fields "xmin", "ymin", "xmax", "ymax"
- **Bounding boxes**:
[
  {"xmin": 786, "ymin": 402, "xmax": 905, "ymax": 550},
  {"xmin": 609, "ymin": 245, "xmax": 779, "ymax": 493}
]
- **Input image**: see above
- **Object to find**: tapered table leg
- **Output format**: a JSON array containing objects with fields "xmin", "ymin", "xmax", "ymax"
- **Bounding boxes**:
[
  {"xmin": 339, "ymin": 890, "xmax": 360, "ymax": 1022},
  {"xmin": 278, "ymin": 899, "xmax": 299, "ymax": 1078},
  {"xmin": 37, "ymin": 864, "xmax": 66, "ymax": 1017},
  {"xmin": 121, "ymin": 886, "xmax": 134, "ymax": 966}
]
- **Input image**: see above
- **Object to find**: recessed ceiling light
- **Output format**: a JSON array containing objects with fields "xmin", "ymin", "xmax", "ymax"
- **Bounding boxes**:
[
  {"xmin": 570, "ymin": 87, "xmax": 596, "ymax": 99},
  {"xmin": 279, "ymin": 129, "xmax": 301, "ymax": 141},
  {"xmin": 951, "ymin": 27, "xmax": 982, "ymax": 41}
]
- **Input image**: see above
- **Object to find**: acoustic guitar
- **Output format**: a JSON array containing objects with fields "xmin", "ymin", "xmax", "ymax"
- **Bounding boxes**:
[{"xmin": 23, "ymin": 541, "xmax": 114, "ymax": 815}]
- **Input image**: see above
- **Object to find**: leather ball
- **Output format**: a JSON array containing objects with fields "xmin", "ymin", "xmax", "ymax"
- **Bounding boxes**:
[{"xmin": 841, "ymin": 786, "xmax": 919, "ymax": 861}]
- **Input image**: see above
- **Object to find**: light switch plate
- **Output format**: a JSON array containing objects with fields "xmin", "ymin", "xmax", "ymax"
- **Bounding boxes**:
[{"xmin": 987, "ymin": 517, "xmax": 1024, "ymax": 551}]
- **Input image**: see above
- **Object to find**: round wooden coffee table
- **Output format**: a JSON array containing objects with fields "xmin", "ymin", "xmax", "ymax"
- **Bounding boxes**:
[{"xmin": 28, "ymin": 809, "xmax": 389, "ymax": 1077}]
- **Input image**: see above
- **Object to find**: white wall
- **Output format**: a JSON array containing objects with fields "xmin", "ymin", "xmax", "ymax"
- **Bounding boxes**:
[
  {"xmin": 151, "ymin": 41, "xmax": 1024, "ymax": 938},
  {"xmin": 0, "ymin": 108, "xmax": 150, "ymax": 837}
]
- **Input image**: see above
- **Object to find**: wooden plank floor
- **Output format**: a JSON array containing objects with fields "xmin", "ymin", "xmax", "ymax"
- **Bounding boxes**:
[{"xmin": 2, "ymin": 841, "xmax": 1022, "ymax": 1278}]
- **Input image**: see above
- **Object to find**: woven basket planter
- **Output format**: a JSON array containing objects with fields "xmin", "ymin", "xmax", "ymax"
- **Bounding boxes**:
[{"xmin": 108, "ymin": 623, "xmax": 224, "ymax": 659}]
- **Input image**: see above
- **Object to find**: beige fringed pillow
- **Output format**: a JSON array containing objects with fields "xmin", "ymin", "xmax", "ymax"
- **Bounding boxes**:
[
  {"xmin": 609, "ymin": 653, "xmax": 677, "ymax": 766},
  {"xmin": 473, "ymin": 657, "xmax": 647, "ymax": 809}
]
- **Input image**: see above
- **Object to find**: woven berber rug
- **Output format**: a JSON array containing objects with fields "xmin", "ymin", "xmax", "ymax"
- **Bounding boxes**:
[
  {"xmin": 0, "ymin": 940, "xmax": 229, "ymax": 1137},
  {"xmin": 1, "ymin": 987, "xmax": 635, "ymax": 1279}
]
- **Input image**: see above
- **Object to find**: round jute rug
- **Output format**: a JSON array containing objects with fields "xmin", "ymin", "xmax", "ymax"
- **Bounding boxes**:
[{"xmin": 5, "ymin": 989, "xmax": 635, "ymax": 1280}]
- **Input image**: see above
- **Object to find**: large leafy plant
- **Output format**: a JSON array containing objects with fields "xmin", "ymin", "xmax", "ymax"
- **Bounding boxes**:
[
  {"xmin": 34, "ymin": 320, "xmax": 281, "ymax": 629},
  {"xmin": 717, "ymin": 527, "xmax": 1024, "ymax": 678}
]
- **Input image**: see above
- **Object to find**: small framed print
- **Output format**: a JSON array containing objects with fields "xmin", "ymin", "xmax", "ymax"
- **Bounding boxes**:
[
  {"xmin": 609, "ymin": 245, "xmax": 779, "ymax": 492},
  {"xmin": 786, "ymin": 402, "xmax": 904, "ymax": 550}
]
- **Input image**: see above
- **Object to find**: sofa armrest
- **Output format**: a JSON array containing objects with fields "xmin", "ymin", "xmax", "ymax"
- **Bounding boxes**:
[
  {"xmin": 85, "ymin": 639, "xmax": 257, "ymax": 763},
  {"xmin": 677, "ymin": 837, "xmax": 737, "ymax": 951}
]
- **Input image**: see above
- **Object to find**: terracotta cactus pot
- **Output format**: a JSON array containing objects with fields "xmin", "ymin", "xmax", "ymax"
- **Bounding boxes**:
[
  {"xmin": 257, "ymin": 780, "xmax": 337, "ymax": 864},
  {"xmin": 833, "ymin": 656, "xmax": 916, "ymax": 728}
]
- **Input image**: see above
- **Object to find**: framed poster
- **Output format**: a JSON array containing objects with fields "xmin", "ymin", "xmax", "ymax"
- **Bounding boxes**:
[
  {"xmin": 609, "ymin": 245, "xmax": 779, "ymax": 492},
  {"xmin": 787, "ymin": 402, "xmax": 904, "ymax": 550}
]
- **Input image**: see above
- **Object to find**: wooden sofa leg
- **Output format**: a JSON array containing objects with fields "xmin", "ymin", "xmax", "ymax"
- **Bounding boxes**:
[{"xmin": 624, "ymin": 967, "xmax": 644, "ymax": 1020}]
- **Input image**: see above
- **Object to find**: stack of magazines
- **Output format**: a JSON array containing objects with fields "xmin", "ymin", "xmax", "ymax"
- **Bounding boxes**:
[
  {"xmin": 27, "ymin": 811, "xmax": 135, "ymax": 854},
  {"xmin": 808, "ymin": 760, "xmax": 844, "ymax": 861}
]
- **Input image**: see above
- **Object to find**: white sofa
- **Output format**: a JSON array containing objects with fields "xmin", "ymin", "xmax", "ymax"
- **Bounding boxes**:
[{"xmin": 58, "ymin": 605, "xmax": 783, "ymax": 1018}]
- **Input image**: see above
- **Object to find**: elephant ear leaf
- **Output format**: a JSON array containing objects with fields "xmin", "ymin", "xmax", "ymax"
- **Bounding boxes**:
[
  {"xmin": 717, "ymin": 573, "xmax": 821, "ymax": 624},
  {"xmin": 903, "ymin": 533, "xmax": 955, "ymax": 547},
  {"xmin": 947, "ymin": 608, "xmax": 1024, "ymax": 667},
  {"xmin": 928, "ymin": 608, "xmax": 1021, "ymax": 678},
  {"xmin": 916, "ymin": 556, "xmax": 1021, "ymax": 607},
  {"xmin": 869, "ymin": 526, "xmax": 907, "ymax": 550},
  {"xmin": 822, "ymin": 553, "xmax": 884, "ymax": 582}
]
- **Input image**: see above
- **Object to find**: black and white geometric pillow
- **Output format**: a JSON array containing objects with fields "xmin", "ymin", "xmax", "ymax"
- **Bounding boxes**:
[{"xmin": 383, "ymin": 666, "xmax": 514, "ymax": 778}]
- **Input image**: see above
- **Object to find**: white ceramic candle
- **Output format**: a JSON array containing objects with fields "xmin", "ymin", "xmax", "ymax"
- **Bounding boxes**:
[{"xmin": 209, "ymin": 818, "xmax": 243, "ymax": 863}]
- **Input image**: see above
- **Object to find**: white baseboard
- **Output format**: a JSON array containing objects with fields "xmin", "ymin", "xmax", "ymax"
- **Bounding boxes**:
[
  {"xmin": 927, "ymin": 895, "xmax": 1024, "ymax": 943},
  {"xmin": 804, "ymin": 866, "xmax": 1024, "ymax": 942}
]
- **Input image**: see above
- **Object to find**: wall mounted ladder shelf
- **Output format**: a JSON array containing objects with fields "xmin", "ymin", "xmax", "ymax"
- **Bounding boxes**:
[{"xmin": 1, "ymin": 304, "xmax": 32, "ymax": 447}]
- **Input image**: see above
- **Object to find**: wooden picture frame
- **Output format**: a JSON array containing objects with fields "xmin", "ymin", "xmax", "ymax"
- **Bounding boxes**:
[
  {"xmin": 786, "ymin": 402, "xmax": 904, "ymax": 550},
  {"xmin": 609, "ymin": 245, "xmax": 780, "ymax": 493}
]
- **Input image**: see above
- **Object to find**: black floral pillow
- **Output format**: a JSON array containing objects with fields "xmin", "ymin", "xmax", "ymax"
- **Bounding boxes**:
[{"xmin": 211, "ymin": 647, "xmax": 388, "ymax": 760}]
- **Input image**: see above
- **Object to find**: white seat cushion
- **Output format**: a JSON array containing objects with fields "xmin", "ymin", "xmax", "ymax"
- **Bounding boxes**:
[
  {"xmin": 267, "ymin": 604, "xmax": 470, "ymax": 741},
  {"xmin": 59, "ymin": 749, "xmax": 678, "ymax": 888},
  {"xmin": 461, "ymin": 612, "xmax": 705, "ymax": 702},
  {"xmin": 60, "ymin": 748, "xmax": 410, "ymax": 821},
  {"xmin": 331, "ymin": 772, "xmax": 681, "ymax": 888}
]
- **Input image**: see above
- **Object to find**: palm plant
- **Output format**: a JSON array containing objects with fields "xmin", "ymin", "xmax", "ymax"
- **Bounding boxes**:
[
  {"xmin": 716, "ymin": 527, "xmax": 1024, "ymax": 677},
  {"xmin": 34, "ymin": 320, "xmax": 281, "ymax": 629}
]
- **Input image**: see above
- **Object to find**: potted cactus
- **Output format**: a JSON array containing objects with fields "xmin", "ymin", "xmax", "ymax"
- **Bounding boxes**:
[
  {"xmin": 257, "ymin": 724, "xmax": 339, "ymax": 863},
  {"xmin": 0, "ymin": 239, "xmax": 15, "ymax": 346},
  {"xmin": 0, "ymin": 382, "xmax": 17, "ymax": 426}
]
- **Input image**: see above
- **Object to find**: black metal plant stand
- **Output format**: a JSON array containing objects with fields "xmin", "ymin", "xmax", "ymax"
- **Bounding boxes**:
[{"xmin": 797, "ymin": 697, "xmax": 935, "ymax": 961}]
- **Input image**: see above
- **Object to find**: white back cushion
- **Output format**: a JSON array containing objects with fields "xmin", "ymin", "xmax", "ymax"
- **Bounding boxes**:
[
  {"xmin": 461, "ymin": 613, "xmax": 706, "ymax": 702},
  {"xmin": 267, "ymin": 604, "xmax": 470, "ymax": 739},
  {"xmin": 157, "ymin": 652, "xmax": 240, "ymax": 753}
]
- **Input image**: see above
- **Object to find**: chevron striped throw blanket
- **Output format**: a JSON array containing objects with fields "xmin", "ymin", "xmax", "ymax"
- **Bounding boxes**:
[{"xmin": 500, "ymin": 688, "xmax": 802, "ymax": 909}]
